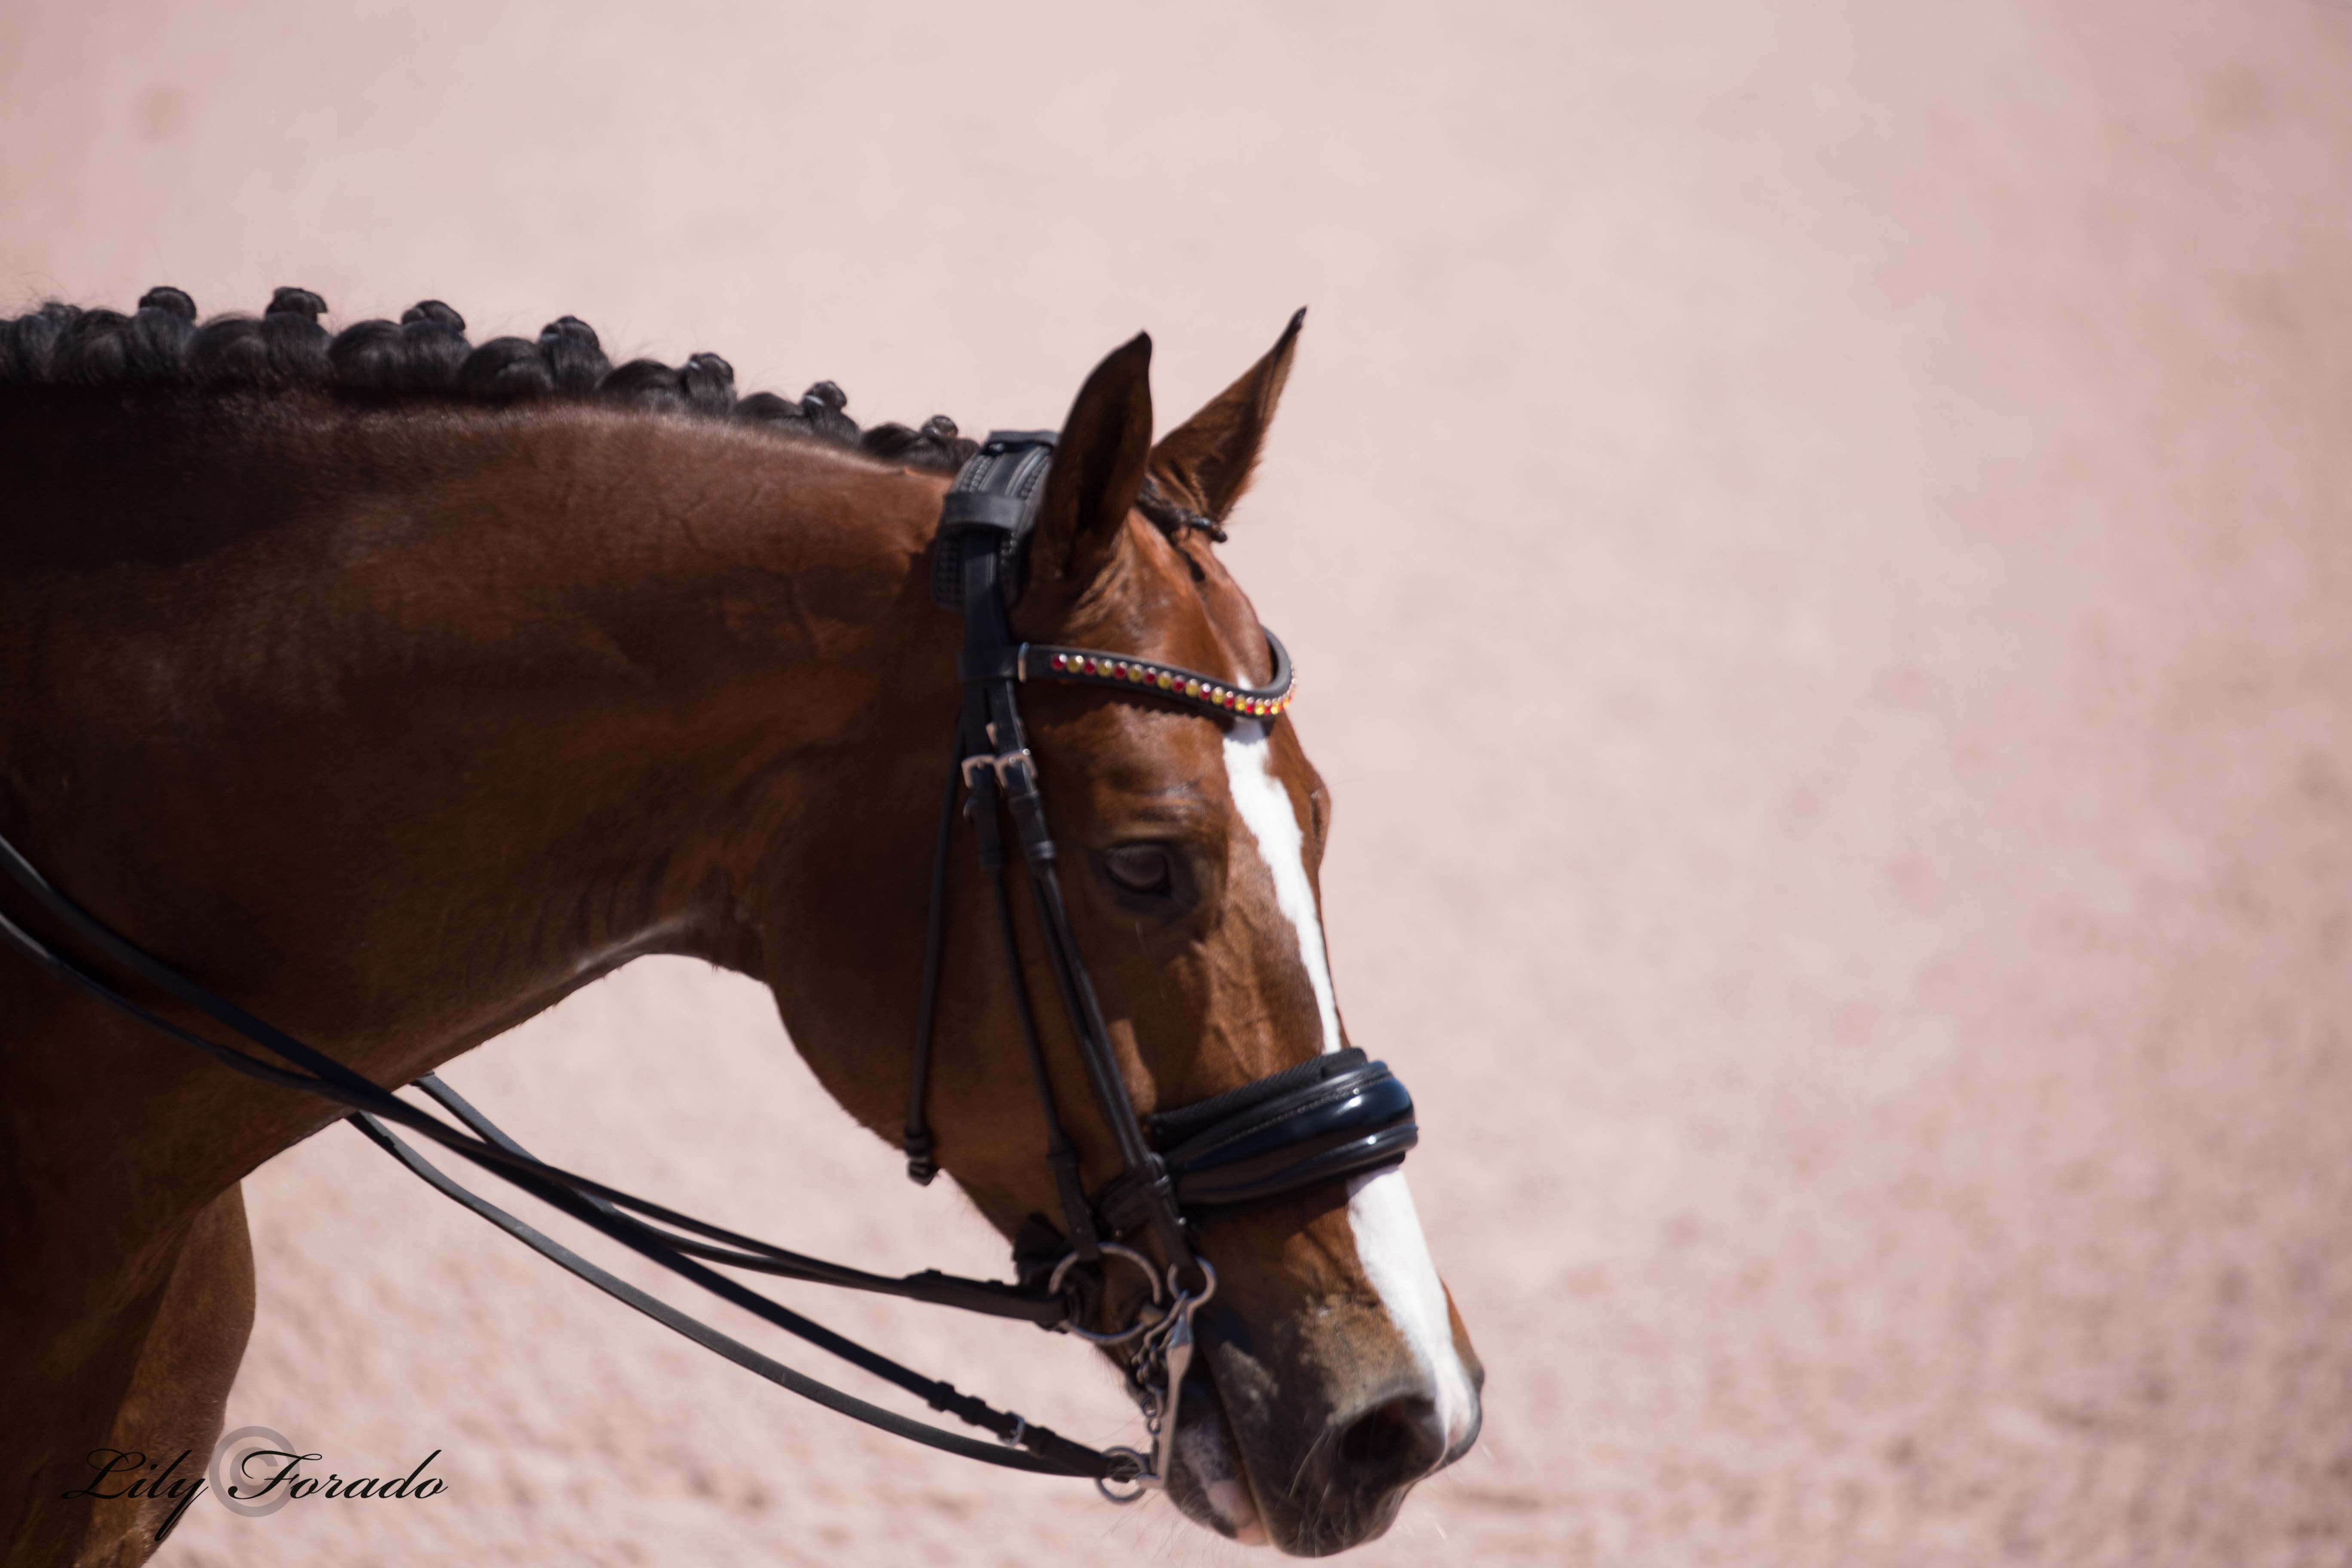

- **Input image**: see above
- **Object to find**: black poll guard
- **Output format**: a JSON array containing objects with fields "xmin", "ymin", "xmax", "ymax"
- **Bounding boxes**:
[{"xmin": 929, "ymin": 429, "xmax": 1058, "ymax": 610}]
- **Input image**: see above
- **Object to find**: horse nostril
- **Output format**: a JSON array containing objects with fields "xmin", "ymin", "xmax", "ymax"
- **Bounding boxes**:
[{"xmin": 1333, "ymin": 1393, "xmax": 1447, "ymax": 1491}]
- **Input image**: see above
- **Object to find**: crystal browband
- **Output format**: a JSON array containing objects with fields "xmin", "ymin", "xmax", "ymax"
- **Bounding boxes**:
[{"xmin": 1017, "ymin": 630, "xmax": 1295, "ymax": 720}]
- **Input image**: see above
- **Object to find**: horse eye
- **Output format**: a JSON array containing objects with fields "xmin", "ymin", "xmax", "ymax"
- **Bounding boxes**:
[{"xmin": 1103, "ymin": 845, "xmax": 1173, "ymax": 896}]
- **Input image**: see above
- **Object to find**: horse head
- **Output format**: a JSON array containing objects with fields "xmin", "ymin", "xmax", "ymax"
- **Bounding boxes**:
[{"xmin": 766, "ymin": 320, "xmax": 1484, "ymax": 1553}]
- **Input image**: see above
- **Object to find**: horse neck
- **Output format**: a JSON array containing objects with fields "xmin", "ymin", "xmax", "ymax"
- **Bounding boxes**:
[{"xmin": 0, "ymin": 396, "xmax": 957, "ymax": 1182}]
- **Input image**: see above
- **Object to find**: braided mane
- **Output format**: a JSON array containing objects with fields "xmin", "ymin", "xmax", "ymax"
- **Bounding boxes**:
[{"xmin": 0, "ymin": 285, "xmax": 977, "ymax": 474}]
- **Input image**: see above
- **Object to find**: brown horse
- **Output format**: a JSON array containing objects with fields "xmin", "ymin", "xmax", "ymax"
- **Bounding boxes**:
[{"xmin": 0, "ymin": 289, "xmax": 1482, "ymax": 1563}]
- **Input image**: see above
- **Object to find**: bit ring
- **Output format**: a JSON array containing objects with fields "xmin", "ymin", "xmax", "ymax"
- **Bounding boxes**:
[
  {"xmin": 1048, "ymin": 1243, "xmax": 1167, "ymax": 1345},
  {"xmin": 1095, "ymin": 1446, "xmax": 1155, "ymax": 1503}
]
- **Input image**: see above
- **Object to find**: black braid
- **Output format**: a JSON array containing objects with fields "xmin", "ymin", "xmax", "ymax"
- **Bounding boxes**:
[
  {"xmin": 1136, "ymin": 474, "xmax": 1229, "ymax": 543},
  {"xmin": 538, "ymin": 316, "xmax": 610, "ymax": 395},
  {"xmin": 0, "ymin": 286, "xmax": 974, "ymax": 475},
  {"xmin": 679, "ymin": 352, "xmax": 736, "ymax": 416}
]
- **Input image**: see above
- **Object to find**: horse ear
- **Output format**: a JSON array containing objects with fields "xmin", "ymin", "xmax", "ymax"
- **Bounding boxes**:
[
  {"xmin": 1147, "ymin": 308, "xmax": 1305, "ymax": 524},
  {"xmin": 1032, "ymin": 333, "xmax": 1155, "ymax": 591}
]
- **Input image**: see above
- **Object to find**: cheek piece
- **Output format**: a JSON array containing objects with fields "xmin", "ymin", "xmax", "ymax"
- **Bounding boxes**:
[{"xmin": 0, "ymin": 431, "xmax": 1420, "ymax": 1506}]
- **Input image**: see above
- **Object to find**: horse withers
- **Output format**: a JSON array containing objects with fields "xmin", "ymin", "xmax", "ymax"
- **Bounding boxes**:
[{"xmin": 0, "ymin": 289, "xmax": 1482, "ymax": 1561}]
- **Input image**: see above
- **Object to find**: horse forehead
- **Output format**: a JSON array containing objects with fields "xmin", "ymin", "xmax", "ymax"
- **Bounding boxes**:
[
  {"xmin": 1106, "ymin": 521, "xmax": 1269, "ymax": 681},
  {"xmin": 1191, "ymin": 560, "xmax": 1274, "ymax": 682}
]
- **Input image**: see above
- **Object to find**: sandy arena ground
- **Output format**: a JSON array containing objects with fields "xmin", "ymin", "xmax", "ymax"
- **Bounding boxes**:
[{"xmin": 6, "ymin": 2, "xmax": 2351, "ymax": 1563}]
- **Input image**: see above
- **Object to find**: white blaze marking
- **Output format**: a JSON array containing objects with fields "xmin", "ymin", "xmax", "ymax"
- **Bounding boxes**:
[
  {"xmin": 1221, "ymin": 723, "xmax": 1477, "ymax": 1451},
  {"xmin": 1346, "ymin": 1169, "xmax": 1476, "ymax": 1448},
  {"xmin": 1221, "ymin": 723, "xmax": 1342, "ymax": 1054}
]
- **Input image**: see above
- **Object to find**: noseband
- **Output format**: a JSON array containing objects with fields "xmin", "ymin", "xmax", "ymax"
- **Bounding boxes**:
[{"xmin": 0, "ymin": 430, "xmax": 1421, "ymax": 1500}]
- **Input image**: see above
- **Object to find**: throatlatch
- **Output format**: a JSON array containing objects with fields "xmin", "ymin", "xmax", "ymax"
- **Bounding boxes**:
[{"xmin": 0, "ymin": 427, "xmax": 1421, "ymax": 1504}]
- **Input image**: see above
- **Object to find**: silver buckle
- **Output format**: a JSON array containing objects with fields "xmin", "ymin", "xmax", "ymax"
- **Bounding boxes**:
[{"xmin": 959, "ymin": 747, "xmax": 1034, "ymax": 789}]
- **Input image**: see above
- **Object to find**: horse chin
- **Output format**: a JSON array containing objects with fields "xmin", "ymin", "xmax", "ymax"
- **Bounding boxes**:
[
  {"xmin": 1163, "ymin": 1316, "xmax": 1445, "ymax": 1557},
  {"xmin": 1164, "ymin": 1376, "xmax": 1425, "ymax": 1556},
  {"xmin": 1162, "ymin": 1373, "xmax": 1269, "ymax": 1546}
]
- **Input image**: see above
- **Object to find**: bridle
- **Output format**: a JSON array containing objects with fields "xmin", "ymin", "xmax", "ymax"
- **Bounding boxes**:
[
  {"xmin": 0, "ymin": 429, "xmax": 1422, "ymax": 1501},
  {"xmin": 900, "ymin": 429, "xmax": 1420, "ymax": 1484}
]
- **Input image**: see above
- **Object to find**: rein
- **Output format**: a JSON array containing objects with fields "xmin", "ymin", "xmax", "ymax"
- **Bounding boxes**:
[{"xmin": 0, "ymin": 430, "xmax": 1419, "ymax": 1501}]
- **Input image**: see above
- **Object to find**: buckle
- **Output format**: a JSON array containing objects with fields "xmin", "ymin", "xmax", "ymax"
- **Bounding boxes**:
[{"xmin": 960, "ymin": 748, "xmax": 1035, "ymax": 790}]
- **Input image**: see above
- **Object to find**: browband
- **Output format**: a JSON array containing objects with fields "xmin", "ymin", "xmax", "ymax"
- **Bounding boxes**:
[{"xmin": 1020, "ymin": 634, "xmax": 1295, "ymax": 721}]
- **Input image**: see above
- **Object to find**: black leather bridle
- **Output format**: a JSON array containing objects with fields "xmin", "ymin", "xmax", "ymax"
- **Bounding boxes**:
[{"xmin": 0, "ymin": 429, "xmax": 1421, "ymax": 1499}]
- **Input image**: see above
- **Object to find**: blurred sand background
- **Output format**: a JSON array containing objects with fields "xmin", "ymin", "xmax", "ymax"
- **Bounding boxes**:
[{"xmin": 6, "ymin": 1, "xmax": 2352, "ymax": 1563}]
